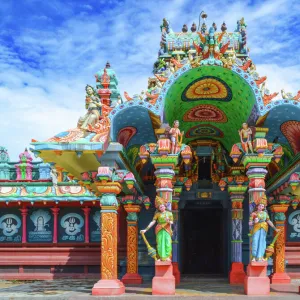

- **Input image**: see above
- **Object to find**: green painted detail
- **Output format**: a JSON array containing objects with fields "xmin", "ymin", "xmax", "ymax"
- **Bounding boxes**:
[
  {"xmin": 274, "ymin": 212, "xmax": 286, "ymax": 221},
  {"xmin": 164, "ymin": 66, "xmax": 256, "ymax": 151},
  {"xmin": 267, "ymin": 152, "xmax": 300, "ymax": 188},
  {"xmin": 231, "ymin": 240, "xmax": 243, "ymax": 243},
  {"xmin": 100, "ymin": 193, "xmax": 119, "ymax": 206},
  {"xmin": 126, "ymin": 144, "xmax": 140, "ymax": 166},
  {"xmin": 241, "ymin": 154, "xmax": 273, "ymax": 167},
  {"xmin": 127, "ymin": 212, "xmax": 138, "ymax": 222},
  {"xmin": 151, "ymin": 155, "xmax": 179, "ymax": 167},
  {"xmin": 227, "ymin": 186, "xmax": 248, "ymax": 193}
]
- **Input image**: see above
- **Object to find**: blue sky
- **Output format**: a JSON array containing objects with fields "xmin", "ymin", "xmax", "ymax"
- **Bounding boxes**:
[{"xmin": 0, "ymin": 0, "xmax": 300, "ymax": 160}]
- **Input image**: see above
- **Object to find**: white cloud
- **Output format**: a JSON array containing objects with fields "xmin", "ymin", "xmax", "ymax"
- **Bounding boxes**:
[{"xmin": 0, "ymin": 0, "xmax": 299, "ymax": 160}]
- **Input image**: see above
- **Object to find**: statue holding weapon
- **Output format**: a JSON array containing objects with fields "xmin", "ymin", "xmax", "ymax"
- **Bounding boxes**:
[
  {"xmin": 140, "ymin": 196, "xmax": 173, "ymax": 261},
  {"xmin": 169, "ymin": 120, "xmax": 184, "ymax": 154}
]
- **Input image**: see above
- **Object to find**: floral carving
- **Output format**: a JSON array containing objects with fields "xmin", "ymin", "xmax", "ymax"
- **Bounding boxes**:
[
  {"xmin": 101, "ymin": 212, "xmax": 118, "ymax": 279},
  {"xmin": 127, "ymin": 225, "xmax": 138, "ymax": 274}
]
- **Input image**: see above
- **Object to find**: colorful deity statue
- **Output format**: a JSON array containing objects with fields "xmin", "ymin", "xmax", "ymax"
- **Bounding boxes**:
[
  {"xmin": 193, "ymin": 23, "xmax": 230, "ymax": 66},
  {"xmin": 281, "ymin": 89, "xmax": 300, "ymax": 101},
  {"xmin": 146, "ymin": 78, "xmax": 162, "ymax": 104},
  {"xmin": 238, "ymin": 123, "xmax": 253, "ymax": 154},
  {"xmin": 140, "ymin": 196, "xmax": 173, "ymax": 261},
  {"xmin": 77, "ymin": 85, "xmax": 102, "ymax": 130},
  {"xmin": 249, "ymin": 196, "xmax": 279, "ymax": 261},
  {"xmin": 169, "ymin": 120, "xmax": 184, "ymax": 154},
  {"xmin": 260, "ymin": 82, "xmax": 279, "ymax": 105}
]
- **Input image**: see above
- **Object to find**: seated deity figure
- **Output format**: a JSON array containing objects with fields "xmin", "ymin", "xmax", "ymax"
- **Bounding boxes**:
[
  {"xmin": 249, "ymin": 196, "xmax": 279, "ymax": 262},
  {"xmin": 77, "ymin": 85, "xmax": 102, "ymax": 130},
  {"xmin": 238, "ymin": 122, "xmax": 253, "ymax": 153},
  {"xmin": 140, "ymin": 196, "xmax": 173, "ymax": 261},
  {"xmin": 169, "ymin": 120, "xmax": 184, "ymax": 154}
]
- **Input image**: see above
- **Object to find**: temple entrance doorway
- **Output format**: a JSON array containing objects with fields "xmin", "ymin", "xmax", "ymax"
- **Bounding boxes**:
[{"xmin": 180, "ymin": 207, "xmax": 226, "ymax": 275}]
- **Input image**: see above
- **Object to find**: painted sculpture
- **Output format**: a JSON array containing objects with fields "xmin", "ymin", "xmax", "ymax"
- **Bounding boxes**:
[
  {"xmin": 169, "ymin": 120, "xmax": 184, "ymax": 154},
  {"xmin": 249, "ymin": 196, "xmax": 279, "ymax": 261},
  {"xmin": 140, "ymin": 196, "xmax": 173, "ymax": 261},
  {"xmin": 238, "ymin": 123, "xmax": 253, "ymax": 154},
  {"xmin": 77, "ymin": 85, "xmax": 102, "ymax": 130}
]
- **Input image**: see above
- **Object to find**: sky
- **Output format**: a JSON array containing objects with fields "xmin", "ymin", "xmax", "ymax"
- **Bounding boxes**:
[{"xmin": 0, "ymin": 0, "xmax": 300, "ymax": 161}]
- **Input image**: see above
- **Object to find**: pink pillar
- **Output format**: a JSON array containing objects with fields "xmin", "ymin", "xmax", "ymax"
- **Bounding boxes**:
[
  {"xmin": 82, "ymin": 207, "xmax": 91, "ymax": 243},
  {"xmin": 51, "ymin": 208, "xmax": 60, "ymax": 243},
  {"xmin": 20, "ymin": 208, "xmax": 28, "ymax": 243}
]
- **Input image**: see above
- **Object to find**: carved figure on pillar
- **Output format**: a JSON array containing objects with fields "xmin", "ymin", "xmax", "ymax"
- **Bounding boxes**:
[
  {"xmin": 168, "ymin": 120, "xmax": 184, "ymax": 154},
  {"xmin": 141, "ymin": 196, "xmax": 173, "ymax": 261},
  {"xmin": 238, "ymin": 123, "xmax": 253, "ymax": 154},
  {"xmin": 249, "ymin": 196, "xmax": 279, "ymax": 261}
]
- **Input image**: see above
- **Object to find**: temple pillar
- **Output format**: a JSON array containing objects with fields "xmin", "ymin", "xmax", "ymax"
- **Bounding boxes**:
[
  {"xmin": 121, "ymin": 204, "xmax": 142, "ymax": 284},
  {"xmin": 92, "ymin": 168, "xmax": 124, "ymax": 296},
  {"xmin": 154, "ymin": 168, "xmax": 175, "ymax": 211},
  {"xmin": 270, "ymin": 203, "xmax": 291, "ymax": 284},
  {"xmin": 154, "ymin": 165, "xmax": 179, "ymax": 283},
  {"xmin": 172, "ymin": 185, "xmax": 182, "ymax": 285},
  {"xmin": 82, "ymin": 207, "xmax": 91, "ymax": 243},
  {"xmin": 20, "ymin": 208, "xmax": 28, "ymax": 244},
  {"xmin": 230, "ymin": 127, "xmax": 283, "ymax": 295},
  {"xmin": 139, "ymin": 137, "xmax": 192, "ymax": 286},
  {"xmin": 51, "ymin": 207, "xmax": 60, "ymax": 243},
  {"xmin": 228, "ymin": 186, "xmax": 247, "ymax": 284}
]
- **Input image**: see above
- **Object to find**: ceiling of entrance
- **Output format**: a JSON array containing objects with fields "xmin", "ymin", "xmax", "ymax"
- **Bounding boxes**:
[{"xmin": 164, "ymin": 66, "xmax": 256, "ymax": 150}]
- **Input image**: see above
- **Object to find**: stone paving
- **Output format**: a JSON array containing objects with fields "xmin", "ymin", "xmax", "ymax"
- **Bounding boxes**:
[{"xmin": 0, "ymin": 278, "xmax": 299, "ymax": 299}]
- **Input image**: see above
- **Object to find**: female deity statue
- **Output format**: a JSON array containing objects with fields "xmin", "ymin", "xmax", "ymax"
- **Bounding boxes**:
[
  {"xmin": 238, "ymin": 122, "xmax": 253, "ymax": 153},
  {"xmin": 77, "ymin": 85, "xmax": 102, "ymax": 130},
  {"xmin": 140, "ymin": 196, "xmax": 173, "ymax": 261},
  {"xmin": 249, "ymin": 196, "xmax": 279, "ymax": 261}
]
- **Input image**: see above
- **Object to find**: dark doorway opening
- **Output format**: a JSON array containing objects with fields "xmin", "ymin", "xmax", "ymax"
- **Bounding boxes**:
[
  {"xmin": 180, "ymin": 208, "xmax": 225, "ymax": 275},
  {"xmin": 198, "ymin": 156, "xmax": 211, "ymax": 180}
]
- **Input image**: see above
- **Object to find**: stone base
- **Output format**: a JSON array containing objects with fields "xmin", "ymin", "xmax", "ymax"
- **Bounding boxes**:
[
  {"xmin": 121, "ymin": 273, "xmax": 143, "ymax": 284},
  {"xmin": 91, "ymin": 279, "xmax": 125, "ymax": 296},
  {"xmin": 270, "ymin": 272, "xmax": 291, "ymax": 284},
  {"xmin": 229, "ymin": 262, "xmax": 245, "ymax": 284},
  {"xmin": 244, "ymin": 261, "xmax": 270, "ymax": 295},
  {"xmin": 172, "ymin": 262, "xmax": 181, "ymax": 285},
  {"xmin": 152, "ymin": 261, "xmax": 175, "ymax": 295}
]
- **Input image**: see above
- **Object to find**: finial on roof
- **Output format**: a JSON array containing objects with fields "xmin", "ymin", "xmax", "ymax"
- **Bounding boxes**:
[
  {"xmin": 191, "ymin": 23, "xmax": 197, "ymax": 32},
  {"xmin": 221, "ymin": 22, "xmax": 227, "ymax": 32},
  {"xmin": 106, "ymin": 62, "xmax": 111, "ymax": 68},
  {"xmin": 182, "ymin": 24, "xmax": 188, "ymax": 33}
]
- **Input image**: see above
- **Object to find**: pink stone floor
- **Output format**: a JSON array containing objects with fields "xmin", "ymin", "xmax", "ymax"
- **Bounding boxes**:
[{"xmin": 0, "ymin": 277, "xmax": 298, "ymax": 299}]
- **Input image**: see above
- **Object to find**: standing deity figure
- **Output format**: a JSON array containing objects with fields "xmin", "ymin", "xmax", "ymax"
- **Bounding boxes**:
[
  {"xmin": 140, "ymin": 196, "xmax": 173, "ymax": 261},
  {"xmin": 249, "ymin": 196, "xmax": 279, "ymax": 262},
  {"xmin": 238, "ymin": 123, "xmax": 253, "ymax": 154},
  {"xmin": 169, "ymin": 120, "xmax": 184, "ymax": 154},
  {"xmin": 77, "ymin": 85, "xmax": 102, "ymax": 130}
]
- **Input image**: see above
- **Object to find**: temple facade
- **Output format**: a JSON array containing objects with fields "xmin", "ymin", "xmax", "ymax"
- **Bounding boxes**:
[{"xmin": 0, "ymin": 15, "xmax": 299, "ymax": 295}]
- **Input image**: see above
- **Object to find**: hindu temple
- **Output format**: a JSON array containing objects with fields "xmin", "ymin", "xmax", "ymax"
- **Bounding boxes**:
[{"xmin": 0, "ymin": 14, "xmax": 299, "ymax": 296}]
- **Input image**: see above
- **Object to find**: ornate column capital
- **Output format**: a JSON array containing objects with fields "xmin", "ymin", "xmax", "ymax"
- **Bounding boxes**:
[
  {"xmin": 270, "ymin": 203, "xmax": 290, "ymax": 214},
  {"xmin": 123, "ymin": 204, "xmax": 141, "ymax": 214}
]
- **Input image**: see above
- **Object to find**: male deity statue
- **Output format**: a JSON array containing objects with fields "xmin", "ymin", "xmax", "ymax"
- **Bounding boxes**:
[
  {"xmin": 77, "ymin": 85, "xmax": 102, "ymax": 130},
  {"xmin": 238, "ymin": 123, "xmax": 253, "ymax": 154},
  {"xmin": 169, "ymin": 120, "xmax": 184, "ymax": 154}
]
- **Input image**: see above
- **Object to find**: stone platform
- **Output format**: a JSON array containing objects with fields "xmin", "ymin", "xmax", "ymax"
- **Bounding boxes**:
[{"xmin": 0, "ymin": 278, "xmax": 298, "ymax": 299}]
